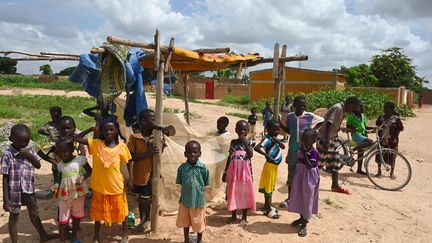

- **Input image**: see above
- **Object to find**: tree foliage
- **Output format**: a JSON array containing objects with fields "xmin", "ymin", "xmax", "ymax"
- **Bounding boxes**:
[
  {"xmin": 338, "ymin": 64, "xmax": 378, "ymax": 87},
  {"xmin": 213, "ymin": 68, "xmax": 237, "ymax": 78},
  {"xmin": 370, "ymin": 47, "xmax": 428, "ymax": 92},
  {"xmin": 39, "ymin": 64, "xmax": 53, "ymax": 75},
  {"xmin": 0, "ymin": 57, "xmax": 17, "ymax": 74},
  {"xmin": 56, "ymin": 66, "xmax": 76, "ymax": 76}
]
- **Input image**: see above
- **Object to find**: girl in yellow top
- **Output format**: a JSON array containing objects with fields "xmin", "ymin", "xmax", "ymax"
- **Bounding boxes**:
[{"xmin": 75, "ymin": 115, "xmax": 132, "ymax": 243}]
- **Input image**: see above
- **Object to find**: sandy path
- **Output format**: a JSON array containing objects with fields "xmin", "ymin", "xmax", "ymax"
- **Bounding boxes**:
[{"xmin": 0, "ymin": 88, "xmax": 430, "ymax": 243}]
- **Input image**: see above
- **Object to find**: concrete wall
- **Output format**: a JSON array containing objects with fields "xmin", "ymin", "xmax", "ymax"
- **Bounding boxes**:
[
  {"xmin": 349, "ymin": 86, "xmax": 414, "ymax": 107},
  {"xmin": 419, "ymin": 89, "xmax": 432, "ymax": 104},
  {"xmin": 249, "ymin": 67, "xmax": 345, "ymax": 101}
]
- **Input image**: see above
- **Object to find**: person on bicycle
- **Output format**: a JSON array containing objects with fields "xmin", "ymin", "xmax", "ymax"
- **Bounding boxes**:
[
  {"xmin": 317, "ymin": 96, "xmax": 360, "ymax": 195},
  {"xmin": 346, "ymin": 102, "xmax": 375, "ymax": 175}
]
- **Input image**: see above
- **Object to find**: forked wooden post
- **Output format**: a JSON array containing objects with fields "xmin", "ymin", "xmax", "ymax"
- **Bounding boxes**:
[
  {"xmin": 183, "ymin": 74, "xmax": 191, "ymax": 125},
  {"xmin": 280, "ymin": 45, "xmax": 287, "ymax": 101},
  {"xmin": 272, "ymin": 43, "xmax": 281, "ymax": 118},
  {"xmin": 151, "ymin": 29, "xmax": 163, "ymax": 233}
]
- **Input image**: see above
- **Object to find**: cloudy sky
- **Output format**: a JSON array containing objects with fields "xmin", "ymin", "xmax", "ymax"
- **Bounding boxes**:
[{"xmin": 1, "ymin": 0, "xmax": 431, "ymax": 88}]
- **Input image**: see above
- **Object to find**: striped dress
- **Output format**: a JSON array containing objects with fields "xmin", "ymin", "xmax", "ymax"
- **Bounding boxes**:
[{"xmin": 258, "ymin": 135, "xmax": 283, "ymax": 196}]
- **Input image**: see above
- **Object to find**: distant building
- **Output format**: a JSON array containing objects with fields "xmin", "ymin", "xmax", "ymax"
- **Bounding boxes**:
[{"xmin": 249, "ymin": 67, "xmax": 345, "ymax": 101}]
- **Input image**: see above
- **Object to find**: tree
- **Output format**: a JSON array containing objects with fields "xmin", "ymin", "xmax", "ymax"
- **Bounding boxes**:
[
  {"xmin": 39, "ymin": 64, "xmax": 53, "ymax": 75},
  {"xmin": 338, "ymin": 64, "xmax": 378, "ymax": 87},
  {"xmin": 56, "ymin": 66, "xmax": 76, "ymax": 76},
  {"xmin": 0, "ymin": 57, "xmax": 17, "ymax": 74},
  {"xmin": 213, "ymin": 68, "xmax": 236, "ymax": 78},
  {"xmin": 370, "ymin": 47, "xmax": 428, "ymax": 92}
]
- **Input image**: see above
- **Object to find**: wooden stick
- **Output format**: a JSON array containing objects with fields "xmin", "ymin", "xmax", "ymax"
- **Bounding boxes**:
[
  {"xmin": 90, "ymin": 47, "xmax": 106, "ymax": 54},
  {"xmin": 153, "ymin": 30, "xmax": 160, "ymax": 71},
  {"xmin": 183, "ymin": 74, "xmax": 190, "ymax": 125},
  {"xmin": 272, "ymin": 43, "xmax": 280, "ymax": 79},
  {"xmin": 164, "ymin": 37, "xmax": 175, "ymax": 72},
  {"xmin": 273, "ymin": 43, "xmax": 281, "ymax": 116},
  {"xmin": 12, "ymin": 57, "xmax": 79, "ymax": 61},
  {"xmin": 280, "ymin": 44, "xmax": 287, "ymax": 104},
  {"xmin": 193, "ymin": 47, "xmax": 230, "ymax": 54},
  {"xmin": 40, "ymin": 52, "xmax": 80, "ymax": 57},
  {"xmin": 151, "ymin": 29, "xmax": 163, "ymax": 233},
  {"xmin": 0, "ymin": 50, "xmax": 48, "ymax": 57}
]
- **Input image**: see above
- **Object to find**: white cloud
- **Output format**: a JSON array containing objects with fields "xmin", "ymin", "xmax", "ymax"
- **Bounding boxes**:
[{"xmin": 0, "ymin": 0, "xmax": 430, "ymax": 88}]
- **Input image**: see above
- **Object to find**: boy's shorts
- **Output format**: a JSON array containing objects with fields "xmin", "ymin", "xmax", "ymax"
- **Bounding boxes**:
[
  {"xmin": 176, "ymin": 203, "xmax": 206, "ymax": 233},
  {"xmin": 58, "ymin": 196, "xmax": 85, "ymax": 224},
  {"xmin": 132, "ymin": 183, "xmax": 152, "ymax": 200},
  {"xmin": 10, "ymin": 193, "xmax": 38, "ymax": 214},
  {"xmin": 352, "ymin": 134, "xmax": 368, "ymax": 144},
  {"xmin": 286, "ymin": 150, "xmax": 298, "ymax": 185}
]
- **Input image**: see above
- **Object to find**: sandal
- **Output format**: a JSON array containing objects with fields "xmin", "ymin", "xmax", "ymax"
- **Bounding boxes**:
[
  {"xmin": 239, "ymin": 219, "xmax": 248, "ymax": 227},
  {"xmin": 331, "ymin": 187, "xmax": 351, "ymax": 195},
  {"xmin": 135, "ymin": 221, "xmax": 150, "ymax": 232},
  {"xmin": 356, "ymin": 170, "xmax": 367, "ymax": 175},
  {"xmin": 226, "ymin": 217, "xmax": 237, "ymax": 224},
  {"xmin": 291, "ymin": 218, "xmax": 303, "ymax": 226},
  {"xmin": 265, "ymin": 209, "xmax": 280, "ymax": 219},
  {"xmin": 279, "ymin": 199, "xmax": 289, "ymax": 208},
  {"xmin": 298, "ymin": 226, "xmax": 307, "ymax": 237}
]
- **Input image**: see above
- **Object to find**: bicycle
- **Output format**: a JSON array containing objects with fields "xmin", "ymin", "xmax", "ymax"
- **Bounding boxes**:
[{"xmin": 333, "ymin": 125, "xmax": 412, "ymax": 191}]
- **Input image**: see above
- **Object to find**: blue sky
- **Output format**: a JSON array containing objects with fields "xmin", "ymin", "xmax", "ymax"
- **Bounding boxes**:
[{"xmin": 1, "ymin": 0, "xmax": 431, "ymax": 88}]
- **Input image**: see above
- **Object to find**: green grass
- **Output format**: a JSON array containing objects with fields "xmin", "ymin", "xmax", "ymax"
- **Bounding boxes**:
[
  {"xmin": 225, "ymin": 112, "xmax": 250, "ymax": 119},
  {"xmin": 0, "ymin": 75, "xmax": 82, "ymax": 91},
  {"xmin": 0, "ymin": 95, "xmax": 96, "ymax": 147},
  {"xmin": 323, "ymin": 197, "xmax": 343, "ymax": 209}
]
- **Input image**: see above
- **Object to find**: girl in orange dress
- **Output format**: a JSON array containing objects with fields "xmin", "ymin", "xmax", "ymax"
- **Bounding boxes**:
[{"xmin": 75, "ymin": 115, "xmax": 132, "ymax": 243}]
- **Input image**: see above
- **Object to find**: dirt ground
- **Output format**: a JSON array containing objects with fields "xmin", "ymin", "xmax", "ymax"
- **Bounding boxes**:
[{"xmin": 0, "ymin": 89, "xmax": 431, "ymax": 243}]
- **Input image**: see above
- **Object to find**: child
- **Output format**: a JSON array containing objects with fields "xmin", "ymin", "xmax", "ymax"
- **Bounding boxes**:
[
  {"xmin": 247, "ymin": 108, "xmax": 258, "ymax": 140},
  {"xmin": 280, "ymin": 96, "xmax": 292, "ymax": 142},
  {"xmin": 38, "ymin": 106, "xmax": 62, "ymax": 142},
  {"xmin": 255, "ymin": 119, "xmax": 285, "ymax": 219},
  {"xmin": 346, "ymin": 102, "xmax": 375, "ymax": 174},
  {"xmin": 279, "ymin": 95, "xmax": 323, "ymax": 208},
  {"xmin": 261, "ymin": 101, "xmax": 273, "ymax": 134},
  {"xmin": 127, "ymin": 109, "xmax": 175, "ymax": 232},
  {"xmin": 176, "ymin": 141, "xmax": 210, "ymax": 243},
  {"xmin": 52, "ymin": 138, "xmax": 92, "ymax": 243},
  {"xmin": 222, "ymin": 120, "xmax": 256, "ymax": 226},
  {"xmin": 418, "ymin": 95, "xmax": 424, "ymax": 109},
  {"xmin": 216, "ymin": 116, "xmax": 230, "ymax": 136},
  {"xmin": 375, "ymin": 101, "xmax": 404, "ymax": 178},
  {"xmin": 75, "ymin": 115, "xmax": 133, "ymax": 243},
  {"xmin": 1, "ymin": 124, "xmax": 58, "ymax": 243},
  {"xmin": 288, "ymin": 128, "xmax": 320, "ymax": 237},
  {"xmin": 317, "ymin": 96, "xmax": 359, "ymax": 194}
]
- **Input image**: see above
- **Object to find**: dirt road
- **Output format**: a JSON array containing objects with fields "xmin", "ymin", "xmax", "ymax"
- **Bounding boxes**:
[{"xmin": 0, "ymin": 90, "xmax": 430, "ymax": 243}]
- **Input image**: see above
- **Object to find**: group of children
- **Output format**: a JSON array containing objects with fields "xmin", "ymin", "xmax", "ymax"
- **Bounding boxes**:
[{"xmin": 1, "ymin": 95, "xmax": 405, "ymax": 242}]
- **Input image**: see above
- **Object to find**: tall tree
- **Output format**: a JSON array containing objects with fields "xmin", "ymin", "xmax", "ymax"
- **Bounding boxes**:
[
  {"xmin": 56, "ymin": 66, "xmax": 76, "ymax": 76},
  {"xmin": 0, "ymin": 57, "xmax": 17, "ymax": 74},
  {"xmin": 39, "ymin": 64, "xmax": 53, "ymax": 75},
  {"xmin": 339, "ymin": 64, "xmax": 378, "ymax": 87},
  {"xmin": 370, "ymin": 47, "xmax": 428, "ymax": 91}
]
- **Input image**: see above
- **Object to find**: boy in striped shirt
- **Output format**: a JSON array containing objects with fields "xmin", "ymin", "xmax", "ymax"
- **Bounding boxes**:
[{"xmin": 255, "ymin": 119, "xmax": 285, "ymax": 219}]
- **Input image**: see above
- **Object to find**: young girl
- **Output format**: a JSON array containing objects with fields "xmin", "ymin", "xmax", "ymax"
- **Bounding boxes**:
[
  {"xmin": 52, "ymin": 138, "xmax": 92, "ymax": 243},
  {"xmin": 376, "ymin": 102, "xmax": 404, "ymax": 178},
  {"xmin": 75, "ymin": 115, "xmax": 133, "ymax": 243},
  {"xmin": 222, "ymin": 120, "xmax": 256, "ymax": 226},
  {"xmin": 288, "ymin": 128, "xmax": 320, "ymax": 237}
]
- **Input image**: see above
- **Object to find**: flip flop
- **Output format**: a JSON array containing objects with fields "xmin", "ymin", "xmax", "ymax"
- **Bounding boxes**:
[
  {"xmin": 265, "ymin": 209, "xmax": 280, "ymax": 219},
  {"xmin": 298, "ymin": 227, "xmax": 307, "ymax": 237},
  {"xmin": 239, "ymin": 219, "xmax": 248, "ymax": 227},
  {"xmin": 291, "ymin": 218, "xmax": 303, "ymax": 226},
  {"xmin": 331, "ymin": 187, "xmax": 351, "ymax": 195}
]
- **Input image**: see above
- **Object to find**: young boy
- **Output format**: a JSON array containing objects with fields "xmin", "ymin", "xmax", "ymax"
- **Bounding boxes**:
[
  {"xmin": 255, "ymin": 119, "xmax": 285, "ymax": 219},
  {"xmin": 279, "ymin": 95, "xmax": 323, "ymax": 207},
  {"xmin": 317, "ymin": 96, "xmax": 360, "ymax": 194},
  {"xmin": 261, "ymin": 101, "xmax": 273, "ymax": 134},
  {"xmin": 216, "ymin": 116, "xmax": 230, "ymax": 136},
  {"xmin": 1, "ymin": 124, "xmax": 58, "ymax": 243},
  {"xmin": 127, "ymin": 109, "xmax": 175, "ymax": 232},
  {"xmin": 38, "ymin": 106, "xmax": 62, "ymax": 142},
  {"xmin": 280, "ymin": 96, "xmax": 293, "ymax": 142},
  {"xmin": 248, "ymin": 108, "xmax": 258, "ymax": 140},
  {"xmin": 176, "ymin": 141, "xmax": 210, "ymax": 243}
]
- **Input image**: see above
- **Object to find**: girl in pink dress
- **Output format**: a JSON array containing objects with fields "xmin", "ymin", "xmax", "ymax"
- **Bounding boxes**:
[{"xmin": 223, "ymin": 120, "xmax": 256, "ymax": 226}]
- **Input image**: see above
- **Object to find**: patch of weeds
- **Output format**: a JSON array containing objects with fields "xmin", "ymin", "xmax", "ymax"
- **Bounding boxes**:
[
  {"xmin": 225, "ymin": 112, "xmax": 249, "ymax": 119},
  {"xmin": 323, "ymin": 197, "xmax": 343, "ymax": 209},
  {"xmin": 164, "ymin": 107, "xmax": 181, "ymax": 113}
]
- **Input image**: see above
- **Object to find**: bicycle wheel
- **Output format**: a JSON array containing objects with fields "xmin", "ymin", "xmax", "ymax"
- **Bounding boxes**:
[
  {"xmin": 365, "ymin": 149, "xmax": 412, "ymax": 191},
  {"xmin": 334, "ymin": 137, "xmax": 348, "ymax": 170}
]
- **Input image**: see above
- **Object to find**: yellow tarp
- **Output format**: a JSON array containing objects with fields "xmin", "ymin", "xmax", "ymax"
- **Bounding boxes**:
[{"xmin": 140, "ymin": 47, "xmax": 261, "ymax": 71}]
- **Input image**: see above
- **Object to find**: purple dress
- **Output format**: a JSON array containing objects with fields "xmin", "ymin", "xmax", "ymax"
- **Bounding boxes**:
[{"xmin": 288, "ymin": 148, "xmax": 320, "ymax": 219}]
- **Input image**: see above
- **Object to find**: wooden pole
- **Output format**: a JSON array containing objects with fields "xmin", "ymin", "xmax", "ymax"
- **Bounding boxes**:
[
  {"xmin": 164, "ymin": 38, "xmax": 175, "ymax": 72},
  {"xmin": 11, "ymin": 57, "xmax": 79, "ymax": 61},
  {"xmin": 272, "ymin": 43, "xmax": 280, "ymax": 117},
  {"xmin": 40, "ymin": 52, "xmax": 80, "ymax": 57},
  {"xmin": 0, "ymin": 50, "xmax": 48, "ymax": 57},
  {"xmin": 280, "ymin": 44, "xmax": 287, "ymax": 101},
  {"xmin": 151, "ymin": 30, "xmax": 163, "ymax": 233},
  {"xmin": 153, "ymin": 30, "xmax": 160, "ymax": 71},
  {"xmin": 194, "ymin": 47, "xmax": 230, "ymax": 54},
  {"xmin": 183, "ymin": 74, "xmax": 191, "ymax": 125}
]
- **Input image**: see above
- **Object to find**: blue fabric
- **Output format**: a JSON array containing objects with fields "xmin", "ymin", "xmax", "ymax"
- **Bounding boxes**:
[
  {"xmin": 69, "ymin": 54, "xmax": 101, "ymax": 98},
  {"xmin": 124, "ymin": 48, "xmax": 148, "ymax": 126}
]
